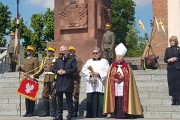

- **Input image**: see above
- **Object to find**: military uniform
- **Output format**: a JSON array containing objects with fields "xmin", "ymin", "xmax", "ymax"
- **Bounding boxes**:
[
  {"xmin": 20, "ymin": 45, "xmax": 39, "ymax": 117},
  {"xmin": 72, "ymin": 55, "xmax": 83, "ymax": 117},
  {"xmin": 101, "ymin": 24, "xmax": 115, "ymax": 64},
  {"xmin": 22, "ymin": 56, "xmax": 39, "ymax": 117},
  {"xmin": 33, "ymin": 56, "xmax": 57, "ymax": 117},
  {"xmin": 7, "ymin": 33, "xmax": 16, "ymax": 72}
]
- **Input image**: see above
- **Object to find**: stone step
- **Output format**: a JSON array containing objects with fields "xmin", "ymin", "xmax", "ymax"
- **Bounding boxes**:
[{"xmin": 0, "ymin": 70, "xmax": 175, "ymax": 119}]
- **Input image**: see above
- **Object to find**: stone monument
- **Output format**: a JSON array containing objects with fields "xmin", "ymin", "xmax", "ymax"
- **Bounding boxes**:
[{"xmin": 48, "ymin": 0, "xmax": 111, "ymax": 62}]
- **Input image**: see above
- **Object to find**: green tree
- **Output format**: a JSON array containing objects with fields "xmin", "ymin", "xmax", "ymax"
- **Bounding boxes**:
[
  {"xmin": 125, "ymin": 24, "xmax": 147, "ymax": 57},
  {"xmin": 111, "ymin": 0, "xmax": 135, "ymax": 46},
  {"xmin": 43, "ymin": 8, "xmax": 54, "ymax": 42},
  {"xmin": 30, "ymin": 13, "xmax": 45, "ymax": 55},
  {"xmin": 0, "ymin": 2, "xmax": 11, "ymax": 47}
]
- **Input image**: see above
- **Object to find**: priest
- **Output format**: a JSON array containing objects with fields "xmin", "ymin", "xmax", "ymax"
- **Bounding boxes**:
[
  {"xmin": 103, "ymin": 43, "xmax": 143, "ymax": 119},
  {"xmin": 81, "ymin": 47, "xmax": 109, "ymax": 118}
]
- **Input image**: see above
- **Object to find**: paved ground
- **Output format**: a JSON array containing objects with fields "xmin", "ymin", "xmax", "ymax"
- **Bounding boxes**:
[
  {"xmin": 0, "ymin": 116, "xmax": 128, "ymax": 120},
  {"xmin": 0, "ymin": 116, "xmax": 143, "ymax": 120}
]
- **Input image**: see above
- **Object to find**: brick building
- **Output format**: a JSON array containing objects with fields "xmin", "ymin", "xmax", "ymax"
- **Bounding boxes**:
[{"xmin": 150, "ymin": 0, "xmax": 180, "ymax": 57}]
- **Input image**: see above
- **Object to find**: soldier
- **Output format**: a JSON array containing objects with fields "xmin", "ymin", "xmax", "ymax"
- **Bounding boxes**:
[
  {"xmin": 68, "ymin": 46, "xmax": 83, "ymax": 117},
  {"xmin": 19, "ymin": 45, "xmax": 39, "ymax": 117},
  {"xmin": 7, "ymin": 32, "xmax": 16, "ymax": 72},
  {"xmin": 101, "ymin": 23, "xmax": 115, "ymax": 64},
  {"xmin": 33, "ymin": 47, "xmax": 57, "ymax": 117}
]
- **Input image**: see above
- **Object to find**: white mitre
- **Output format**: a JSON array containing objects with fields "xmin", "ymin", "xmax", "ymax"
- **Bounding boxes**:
[{"xmin": 115, "ymin": 43, "xmax": 127, "ymax": 56}]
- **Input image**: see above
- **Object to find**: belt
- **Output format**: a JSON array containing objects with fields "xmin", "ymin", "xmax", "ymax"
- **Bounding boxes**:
[{"xmin": 44, "ymin": 72, "xmax": 54, "ymax": 75}]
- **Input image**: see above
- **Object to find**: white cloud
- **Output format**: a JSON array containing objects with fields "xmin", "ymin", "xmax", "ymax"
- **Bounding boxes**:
[
  {"xmin": 27, "ymin": 0, "xmax": 54, "ymax": 9},
  {"xmin": 133, "ymin": 0, "xmax": 152, "ymax": 7}
]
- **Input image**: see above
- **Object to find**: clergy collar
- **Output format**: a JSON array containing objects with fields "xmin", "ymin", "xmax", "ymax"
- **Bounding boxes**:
[
  {"xmin": 117, "ymin": 61, "xmax": 124, "ymax": 65},
  {"xmin": 93, "ymin": 57, "xmax": 101, "ymax": 61}
]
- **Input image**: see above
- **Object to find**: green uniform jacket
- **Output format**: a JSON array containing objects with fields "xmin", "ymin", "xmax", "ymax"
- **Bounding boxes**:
[
  {"xmin": 101, "ymin": 31, "xmax": 115, "ymax": 49},
  {"xmin": 22, "ymin": 56, "xmax": 39, "ymax": 76},
  {"xmin": 33, "ymin": 57, "xmax": 57, "ymax": 82}
]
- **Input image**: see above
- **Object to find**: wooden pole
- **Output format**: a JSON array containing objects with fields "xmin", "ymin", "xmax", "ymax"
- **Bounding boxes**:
[{"xmin": 16, "ymin": 0, "xmax": 21, "ymax": 116}]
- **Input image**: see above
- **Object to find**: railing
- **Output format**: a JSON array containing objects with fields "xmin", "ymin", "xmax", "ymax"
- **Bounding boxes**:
[{"xmin": 0, "ymin": 47, "xmax": 10, "ymax": 73}]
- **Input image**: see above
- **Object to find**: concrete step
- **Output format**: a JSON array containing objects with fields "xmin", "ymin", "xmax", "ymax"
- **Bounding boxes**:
[{"xmin": 0, "ymin": 70, "xmax": 176, "ymax": 119}]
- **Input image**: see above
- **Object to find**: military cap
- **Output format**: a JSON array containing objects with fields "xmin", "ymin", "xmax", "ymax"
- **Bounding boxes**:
[
  {"xmin": 105, "ymin": 23, "xmax": 111, "ymax": 27},
  {"xmin": 48, "ymin": 47, "xmax": 56, "ymax": 52},
  {"xmin": 68, "ymin": 46, "xmax": 76, "ymax": 50},
  {"xmin": 27, "ymin": 45, "xmax": 35, "ymax": 51},
  {"xmin": 10, "ymin": 32, "xmax": 15, "ymax": 36}
]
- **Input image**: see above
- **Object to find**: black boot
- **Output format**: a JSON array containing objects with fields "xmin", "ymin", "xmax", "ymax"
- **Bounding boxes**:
[
  {"xmin": 39, "ymin": 99, "xmax": 50, "ymax": 117},
  {"xmin": 67, "ymin": 114, "xmax": 72, "ymax": 120},
  {"xmin": 172, "ymin": 96, "xmax": 176, "ymax": 105},
  {"xmin": 51, "ymin": 97, "xmax": 57, "ymax": 117},
  {"xmin": 9, "ymin": 63, "xmax": 13, "ymax": 72},
  {"xmin": 28, "ymin": 100, "xmax": 35, "ymax": 117},
  {"xmin": 72, "ymin": 102, "xmax": 78, "ymax": 117},
  {"xmin": 53, "ymin": 114, "xmax": 63, "ymax": 120},
  {"xmin": 12, "ymin": 62, "xmax": 16, "ymax": 72},
  {"xmin": 23, "ymin": 98, "xmax": 30, "ymax": 117}
]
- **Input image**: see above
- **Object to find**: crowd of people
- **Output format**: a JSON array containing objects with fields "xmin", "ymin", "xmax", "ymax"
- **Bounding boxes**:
[
  {"xmin": 17, "ymin": 43, "xmax": 143, "ymax": 120},
  {"xmin": 8, "ymin": 24, "xmax": 180, "ymax": 120}
]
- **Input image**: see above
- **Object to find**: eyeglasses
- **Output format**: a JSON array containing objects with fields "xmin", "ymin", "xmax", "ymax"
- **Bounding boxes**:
[{"xmin": 93, "ymin": 52, "xmax": 98, "ymax": 55}]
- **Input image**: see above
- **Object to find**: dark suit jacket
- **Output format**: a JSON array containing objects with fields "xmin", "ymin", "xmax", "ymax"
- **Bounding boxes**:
[
  {"xmin": 164, "ymin": 46, "xmax": 180, "ymax": 69},
  {"xmin": 52, "ymin": 55, "xmax": 77, "ymax": 92}
]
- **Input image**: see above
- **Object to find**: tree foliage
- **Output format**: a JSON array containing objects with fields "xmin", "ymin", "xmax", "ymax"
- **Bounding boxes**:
[
  {"xmin": 0, "ymin": 2, "xmax": 11, "ymax": 47},
  {"xmin": 125, "ymin": 23, "xmax": 147, "ymax": 57},
  {"xmin": 111, "ymin": 0, "xmax": 135, "ymax": 46},
  {"xmin": 21, "ymin": 8, "xmax": 54, "ymax": 56}
]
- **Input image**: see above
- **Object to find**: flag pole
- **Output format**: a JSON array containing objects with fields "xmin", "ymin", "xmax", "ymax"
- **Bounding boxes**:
[{"xmin": 16, "ymin": 0, "xmax": 21, "ymax": 116}]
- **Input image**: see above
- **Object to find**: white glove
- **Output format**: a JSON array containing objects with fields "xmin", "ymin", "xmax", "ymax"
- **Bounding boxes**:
[{"xmin": 30, "ymin": 75, "xmax": 34, "ymax": 79}]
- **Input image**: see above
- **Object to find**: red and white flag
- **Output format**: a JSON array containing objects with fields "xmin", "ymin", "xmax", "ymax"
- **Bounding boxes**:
[{"xmin": 17, "ymin": 78, "xmax": 39, "ymax": 101}]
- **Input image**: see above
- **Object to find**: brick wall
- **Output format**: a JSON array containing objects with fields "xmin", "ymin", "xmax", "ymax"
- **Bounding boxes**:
[{"xmin": 151, "ymin": 0, "xmax": 168, "ymax": 57}]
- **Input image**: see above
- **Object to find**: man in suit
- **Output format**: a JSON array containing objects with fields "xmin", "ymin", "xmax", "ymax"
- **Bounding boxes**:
[
  {"xmin": 68, "ymin": 46, "xmax": 83, "ymax": 117},
  {"xmin": 7, "ymin": 32, "xmax": 16, "ymax": 72},
  {"xmin": 52, "ymin": 45, "xmax": 77, "ymax": 120},
  {"xmin": 19, "ymin": 45, "xmax": 39, "ymax": 117},
  {"xmin": 33, "ymin": 47, "xmax": 57, "ymax": 117}
]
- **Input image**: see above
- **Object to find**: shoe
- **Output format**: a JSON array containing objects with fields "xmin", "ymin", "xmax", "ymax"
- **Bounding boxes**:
[
  {"xmin": 27, "ymin": 113, "xmax": 33, "ymax": 117},
  {"xmin": 72, "ymin": 112, "xmax": 78, "ymax": 117},
  {"xmin": 39, "ymin": 112, "xmax": 50, "ymax": 117},
  {"xmin": 53, "ymin": 115, "xmax": 63, "ymax": 120},
  {"xmin": 66, "ymin": 115, "xmax": 72, "ymax": 120},
  {"xmin": 23, "ymin": 113, "xmax": 28, "ymax": 117},
  {"xmin": 51, "ymin": 112, "xmax": 56, "ymax": 117}
]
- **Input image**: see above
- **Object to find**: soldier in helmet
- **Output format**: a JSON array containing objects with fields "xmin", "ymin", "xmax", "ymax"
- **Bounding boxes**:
[
  {"xmin": 101, "ymin": 23, "xmax": 115, "ymax": 64},
  {"xmin": 7, "ymin": 32, "xmax": 17, "ymax": 72},
  {"xmin": 33, "ymin": 47, "xmax": 57, "ymax": 117},
  {"xmin": 19, "ymin": 45, "xmax": 39, "ymax": 117},
  {"xmin": 68, "ymin": 46, "xmax": 83, "ymax": 117}
]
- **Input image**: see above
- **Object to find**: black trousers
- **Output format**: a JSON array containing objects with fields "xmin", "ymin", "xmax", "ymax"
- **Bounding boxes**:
[
  {"xmin": 25, "ymin": 98, "xmax": 35, "ymax": 115},
  {"xmin": 86, "ymin": 92, "xmax": 104, "ymax": 118},
  {"xmin": 56, "ymin": 92, "xmax": 73, "ymax": 116}
]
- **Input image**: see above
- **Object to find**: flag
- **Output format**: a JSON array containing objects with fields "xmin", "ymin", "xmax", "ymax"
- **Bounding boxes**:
[
  {"xmin": 17, "ymin": 78, "xmax": 39, "ymax": 101},
  {"xmin": 159, "ymin": 20, "xmax": 166, "ymax": 33},
  {"xmin": 138, "ymin": 19, "xmax": 145, "ymax": 31},
  {"xmin": 14, "ymin": 15, "xmax": 20, "ymax": 54},
  {"xmin": 154, "ymin": 16, "xmax": 159, "ymax": 32},
  {"xmin": 14, "ymin": 28, "xmax": 18, "ymax": 53}
]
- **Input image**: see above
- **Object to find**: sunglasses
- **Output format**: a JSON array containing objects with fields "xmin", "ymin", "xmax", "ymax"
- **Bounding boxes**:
[{"xmin": 93, "ymin": 52, "xmax": 98, "ymax": 55}]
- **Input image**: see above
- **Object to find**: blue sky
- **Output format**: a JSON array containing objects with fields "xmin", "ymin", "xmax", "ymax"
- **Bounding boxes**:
[{"xmin": 1, "ymin": 0, "xmax": 152, "ymax": 38}]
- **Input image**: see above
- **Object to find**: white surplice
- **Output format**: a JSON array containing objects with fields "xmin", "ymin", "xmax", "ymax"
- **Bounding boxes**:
[{"xmin": 81, "ymin": 58, "xmax": 109, "ymax": 93}]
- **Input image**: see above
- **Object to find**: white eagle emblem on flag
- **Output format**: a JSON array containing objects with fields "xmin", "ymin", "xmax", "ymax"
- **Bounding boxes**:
[{"xmin": 25, "ymin": 83, "xmax": 34, "ymax": 93}]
